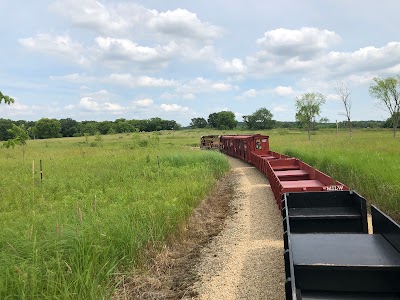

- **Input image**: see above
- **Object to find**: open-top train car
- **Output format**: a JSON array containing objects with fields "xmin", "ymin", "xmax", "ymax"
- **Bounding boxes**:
[{"xmin": 200, "ymin": 134, "xmax": 400, "ymax": 299}]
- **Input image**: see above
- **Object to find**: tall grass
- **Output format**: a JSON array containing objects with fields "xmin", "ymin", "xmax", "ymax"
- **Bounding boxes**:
[{"xmin": 0, "ymin": 133, "xmax": 229, "ymax": 299}]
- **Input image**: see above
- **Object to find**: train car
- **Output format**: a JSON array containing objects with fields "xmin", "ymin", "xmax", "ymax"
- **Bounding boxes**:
[
  {"xmin": 200, "ymin": 135, "xmax": 221, "ymax": 150},
  {"xmin": 283, "ymin": 193, "xmax": 400, "ymax": 299},
  {"xmin": 200, "ymin": 133, "xmax": 400, "ymax": 298},
  {"xmin": 220, "ymin": 134, "xmax": 269, "ymax": 163}
]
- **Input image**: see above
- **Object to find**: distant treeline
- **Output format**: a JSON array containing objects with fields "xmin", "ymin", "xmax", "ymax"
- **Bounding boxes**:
[
  {"xmin": 0, "ymin": 117, "xmax": 395, "ymax": 141},
  {"xmin": 0, "ymin": 118, "xmax": 180, "ymax": 141}
]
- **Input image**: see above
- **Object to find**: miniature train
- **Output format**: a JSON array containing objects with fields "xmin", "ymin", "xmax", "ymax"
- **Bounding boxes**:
[{"xmin": 201, "ymin": 134, "xmax": 400, "ymax": 299}]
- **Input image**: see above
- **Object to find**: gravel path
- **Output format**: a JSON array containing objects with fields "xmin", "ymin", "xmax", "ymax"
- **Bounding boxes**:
[{"xmin": 189, "ymin": 156, "xmax": 285, "ymax": 300}]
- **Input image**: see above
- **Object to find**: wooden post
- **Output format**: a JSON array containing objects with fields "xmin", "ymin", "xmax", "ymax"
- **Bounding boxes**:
[{"xmin": 40, "ymin": 160, "xmax": 43, "ymax": 182}]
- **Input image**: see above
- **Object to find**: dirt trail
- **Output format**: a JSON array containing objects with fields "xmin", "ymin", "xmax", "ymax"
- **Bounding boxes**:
[
  {"xmin": 116, "ymin": 156, "xmax": 285, "ymax": 299},
  {"xmin": 189, "ymin": 156, "xmax": 285, "ymax": 299}
]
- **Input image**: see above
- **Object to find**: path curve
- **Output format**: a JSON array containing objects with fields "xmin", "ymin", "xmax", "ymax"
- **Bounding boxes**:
[{"xmin": 189, "ymin": 156, "xmax": 285, "ymax": 299}]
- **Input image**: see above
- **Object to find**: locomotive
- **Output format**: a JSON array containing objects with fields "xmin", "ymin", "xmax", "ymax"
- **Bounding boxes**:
[{"xmin": 201, "ymin": 134, "xmax": 400, "ymax": 299}]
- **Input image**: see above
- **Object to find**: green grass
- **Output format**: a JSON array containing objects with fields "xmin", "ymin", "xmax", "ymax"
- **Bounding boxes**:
[{"xmin": 0, "ymin": 133, "xmax": 229, "ymax": 299}]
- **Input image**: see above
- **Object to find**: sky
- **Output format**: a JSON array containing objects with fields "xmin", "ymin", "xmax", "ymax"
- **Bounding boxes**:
[{"xmin": 1, "ymin": 0, "xmax": 400, "ymax": 126}]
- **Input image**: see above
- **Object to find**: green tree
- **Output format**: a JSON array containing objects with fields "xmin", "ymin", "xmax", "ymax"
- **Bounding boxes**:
[
  {"xmin": 295, "ymin": 93, "xmax": 326, "ymax": 140},
  {"xmin": 81, "ymin": 121, "xmax": 98, "ymax": 135},
  {"xmin": 207, "ymin": 113, "xmax": 218, "ymax": 128},
  {"xmin": 0, "ymin": 91, "xmax": 14, "ymax": 105},
  {"xmin": 369, "ymin": 76, "xmax": 400, "ymax": 138},
  {"xmin": 216, "ymin": 111, "xmax": 237, "ymax": 129},
  {"xmin": 0, "ymin": 119, "xmax": 13, "ymax": 141},
  {"xmin": 190, "ymin": 117, "xmax": 208, "ymax": 128},
  {"xmin": 35, "ymin": 118, "xmax": 61, "ymax": 139},
  {"xmin": 4, "ymin": 124, "xmax": 29, "ymax": 161},
  {"xmin": 60, "ymin": 118, "xmax": 80, "ymax": 137},
  {"xmin": 243, "ymin": 107, "xmax": 275, "ymax": 130}
]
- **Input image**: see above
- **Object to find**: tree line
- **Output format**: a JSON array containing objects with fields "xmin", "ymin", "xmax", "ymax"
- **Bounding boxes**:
[
  {"xmin": 2, "ymin": 74, "xmax": 399, "ymax": 140},
  {"xmin": 0, "ymin": 117, "xmax": 180, "ymax": 141}
]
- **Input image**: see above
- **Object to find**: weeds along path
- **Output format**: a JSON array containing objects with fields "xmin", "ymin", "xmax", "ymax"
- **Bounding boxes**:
[{"xmin": 190, "ymin": 156, "xmax": 285, "ymax": 299}]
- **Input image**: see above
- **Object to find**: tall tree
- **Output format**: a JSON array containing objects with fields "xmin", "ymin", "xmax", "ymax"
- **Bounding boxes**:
[
  {"xmin": 207, "ymin": 113, "xmax": 218, "ymax": 128},
  {"xmin": 336, "ymin": 81, "xmax": 352, "ymax": 139},
  {"xmin": 60, "ymin": 118, "xmax": 80, "ymax": 137},
  {"xmin": 35, "ymin": 118, "xmax": 61, "ymax": 139},
  {"xmin": 4, "ymin": 124, "xmax": 29, "ymax": 161},
  {"xmin": 295, "ymin": 93, "xmax": 326, "ymax": 140},
  {"xmin": 369, "ymin": 76, "xmax": 400, "ymax": 138},
  {"xmin": 190, "ymin": 117, "xmax": 208, "ymax": 128},
  {"xmin": 243, "ymin": 107, "xmax": 275, "ymax": 130},
  {"xmin": 216, "ymin": 111, "xmax": 237, "ymax": 129}
]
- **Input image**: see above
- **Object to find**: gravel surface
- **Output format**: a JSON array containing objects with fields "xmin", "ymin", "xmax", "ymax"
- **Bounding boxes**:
[{"xmin": 189, "ymin": 156, "xmax": 285, "ymax": 300}]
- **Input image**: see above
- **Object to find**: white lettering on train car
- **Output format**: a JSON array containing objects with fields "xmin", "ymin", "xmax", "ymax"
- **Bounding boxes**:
[{"xmin": 326, "ymin": 185, "xmax": 344, "ymax": 191}]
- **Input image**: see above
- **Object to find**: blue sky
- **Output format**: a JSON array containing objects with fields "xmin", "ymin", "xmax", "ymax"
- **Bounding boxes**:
[{"xmin": 1, "ymin": 0, "xmax": 400, "ymax": 126}]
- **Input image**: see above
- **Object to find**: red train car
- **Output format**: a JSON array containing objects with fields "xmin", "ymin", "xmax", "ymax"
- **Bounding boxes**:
[
  {"xmin": 204, "ymin": 133, "xmax": 400, "ymax": 298},
  {"xmin": 220, "ymin": 134, "xmax": 269, "ymax": 163}
]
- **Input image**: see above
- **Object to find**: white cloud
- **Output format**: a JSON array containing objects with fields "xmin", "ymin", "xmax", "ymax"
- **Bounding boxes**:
[
  {"xmin": 79, "ymin": 97, "xmax": 126, "ymax": 113},
  {"xmin": 19, "ymin": 33, "xmax": 87, "ymax": 65},
  {"xmin": 256, "ymin": 27, "xmax": 340, "ymax": 59},
  {"xmin": 273, "ymin": 86, "xmax": 294, "ymax": 96},
  {"xmin": 133, "ymin": 98, "xmax": 153, "ymax": 107},
  {"xmin": 107, "ymin": 73, "xmax": 176, "ymax": 88},
  {"xmin": 244, "ymin": 89, "xmax": 257, "ymax": 97},
  {"xmin": 160, "ymin": 103, "xmax": 190, "ymax": 112},
  {"xmin": 94, "ymin": 37, "xmax": 170, "ymax": 64},
  {"xmin": 177, "ymin": 77, "xmax": 238, "ymax": 94},
  {"xmin": 50, "ymin": 0, "xmax": 147, "ymax": 36},
  {"xmin": 148, "ymin": 8, "xmax": 221, "ymax": 42},
  {"xmin": 324, "ymin": 42, "xmax": 400, "ymax": 76}
]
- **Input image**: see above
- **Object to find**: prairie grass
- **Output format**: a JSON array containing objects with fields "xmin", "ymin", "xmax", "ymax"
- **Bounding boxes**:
[{"xmin": 0, "ymin": 133, "xmax": 229, "ymax": 299}]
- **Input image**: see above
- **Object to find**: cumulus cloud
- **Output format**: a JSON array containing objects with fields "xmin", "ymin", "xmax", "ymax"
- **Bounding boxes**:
[
  {"xmin": 324, "ymin": 42, "xmax": 400, "ymax": 76},
  {"xmin": 273, "ymin": 86, "xmax": 294, "ymax": 96},
  {"xmin": 24, "ymin": 2, "xmax": 223, "ymax": 71},
  {"xmin": 256, "ymin": 27, "xmax": 340, "ymax": 59},
  {"xmin": 94, "ymin": 37, "xmax": 171, "ymax": 65},
  {"xmin": 19, "ymin": 33, "xmax": 87, "ymax": 65},
  {"xmin": 244, "ymin": 89, "xmax": 257, "ymax": 97},
  {"xmin": 160, "ymin": 104, "xmax": 190, "ymax": 112},
  {"xmin": 51, "ymin": 1, "xmax": 221, "ymax": 42},
  {"xmin": 79, "ymin": 97, "xmax": 125, "ymax": 112},
  {"xmin": 50, "ymin": 0, "xmax": 149, "ymax": 36},
  {"xmin": 177, "ymin": 77, "xmax": 238, "ymax": 94},
  {"xmin": 217, "ymin": 58, "xmax": 247, "ymax": 74},
  {"xmin": 133, "ymin": 98, "xmax": 154, "ymax": 107},
  {"xmin": 148, "ymin": 8, "xmax": 222, "ymax": 42},
  {"xmin": 107, "ymin": 73, "xmax": 176, "ymax": 87}
]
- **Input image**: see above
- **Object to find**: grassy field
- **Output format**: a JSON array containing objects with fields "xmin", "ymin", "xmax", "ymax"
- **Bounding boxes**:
[
  {"xmin": 0, "ymin": 132, "xmax": 229, "ymax": 299},
  {"xmin": 1, "ymin": 128, "xmax": 399, "ymax": 298}
]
